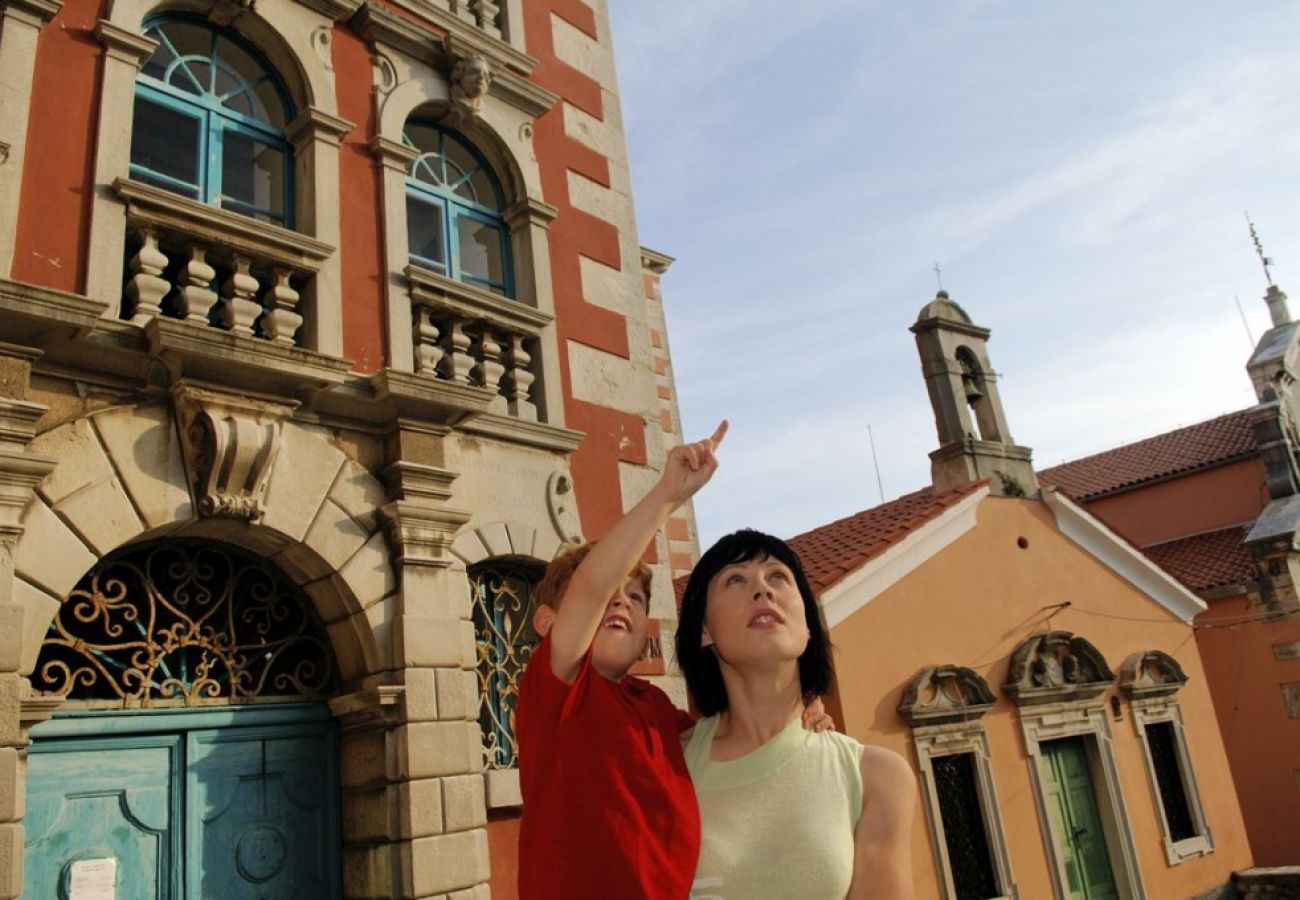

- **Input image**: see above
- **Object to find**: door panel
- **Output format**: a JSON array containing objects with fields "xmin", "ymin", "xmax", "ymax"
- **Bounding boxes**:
[
  {"xmin": 1042, "ymin": 738, "xmax": 1119, "ymax": 900},
  {"xmin": 22, "ymin": 708, "xmax": 339, "ymax": 899},
  {"xmin": 23, "ymin": 738, "xmax": 181, "ymax": 899},
  {"xmin": 188, "ymin": 723, "xmax": 339, "ymax": 899}
]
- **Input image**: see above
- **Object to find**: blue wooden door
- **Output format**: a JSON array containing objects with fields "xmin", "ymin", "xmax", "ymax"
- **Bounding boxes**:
[{"xmin": 23, "ymin": 705, "xmax": 340, "ymax": 899}]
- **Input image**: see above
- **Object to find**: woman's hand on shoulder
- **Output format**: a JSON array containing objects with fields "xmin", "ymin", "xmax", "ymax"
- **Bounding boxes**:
[{"xmin": 848, "ymin": 746, "xmax": 916, "ymax": 900}]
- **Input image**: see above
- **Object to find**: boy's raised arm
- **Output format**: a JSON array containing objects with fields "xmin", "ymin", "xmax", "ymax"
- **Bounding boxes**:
[{"xmin": 547, "ymin": 421, "xmax": 728, "ymax": 682}]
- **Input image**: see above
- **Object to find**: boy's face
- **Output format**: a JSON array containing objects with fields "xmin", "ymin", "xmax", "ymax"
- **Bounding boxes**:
[{"xmin": 590, "ymin": 576, "xmax": 651, "ymax": 681}]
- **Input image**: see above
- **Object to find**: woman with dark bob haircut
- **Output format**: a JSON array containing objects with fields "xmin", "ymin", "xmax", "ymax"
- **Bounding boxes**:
[{"xmin": 676, "ymin": 528, "xmax": 916, "ymax": 899}]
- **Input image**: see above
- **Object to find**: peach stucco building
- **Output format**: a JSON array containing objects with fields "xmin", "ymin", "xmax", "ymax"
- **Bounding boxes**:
[{"xmin": 787, "ymin": 292, "xmax": 1255, "ymax": 900}]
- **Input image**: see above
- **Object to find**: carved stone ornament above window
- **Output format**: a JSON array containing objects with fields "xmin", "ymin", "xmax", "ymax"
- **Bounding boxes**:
[
  {"xmin": 1119, "ymin": 650, "xmax": 1189, "ymax": 700},
  {"xmin": 172, "ymin": 383, "xmax": 297, "ymax": 521},
  {"xmin": 1005, "ymin": 630, "xmax": 1115, "ymax": 705},
  {"xmin": 898, "ymin": 665, "xmax": 997, "ymax": 727}
]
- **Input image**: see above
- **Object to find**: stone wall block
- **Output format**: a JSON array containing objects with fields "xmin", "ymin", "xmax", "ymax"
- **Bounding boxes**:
[
  {"xmin": 403, "ymin": 668, "xmax": 438, "ymax": 722},
  {"xmin": 475, "ymin": 522, "xmax": 511, "ymax": 559},
  {"xmin": 435, "ymin": 668, "xmax": 475, "ymax": 722},
  {"xmin": 341, "ymin": 841, "xmax": 394, "ymax": 900},
  {"xmin": 11, "ymin": 578, "xmax": 58, "ymax": 676},
  {"xmin": 339, "ymin": 532, "xmax": 398, "ymax": 611},
  {"xmin": 396, "ymin": 776, "xmax": 444, "ymax": 839},
  {"xmin": 0, "ymin": 606, "xmax": 22, "ymax": 674},
  {"xmin": 440, "ymin": 773, "xmax": 486, "ymax": 832},
  {"xmin": 0, "ymin": 821, "xmax": 21, "ymax": 899},
  {"xmin": 304, "ymin": 499, "xmax": 371, "ymax": 571},
  {"xmin": 0, "ymin": 748, "xmax": 21, "ymax": 822},
  {"xmin": 362, "ymin": 595, "xmax": 396, "ymax": 673},
  {"xmin": 396, "ymin": 615, "xmax": 470, "ymax": 669},
  {"xmin": 448, "ymin": 885, "xmax": 491, "ymax": 900},
  {"xmin": 395, "ymin": 722, "xmax": 477, "ymax": 780},
  {"xmin": 261, "ymin": 423, "xmax": 345, "ymax": 542},
  {"xmin": 329, "ymin": 459, "xmax": 387, "ymax": 533},
  {"xmin": 409, "ymin": 829, "xmax": 489, "ymax": 897},
  {"xmin": 533, "ymin": 528, "xmax": 562, "ymax": 564},
  {"xmin": 92, "ymin": 406, "xmax": 193, "ymax": 528},
  {"xmin": 340, "ymin": 728, "xmax": 390, "ymax": 788},
  {"xmin": 401, "ymin": 566, "xmax": 472, "ymax": 620},
  {"xmin": 14, "ymin": 499, "xmax": 96, "ymax": 599},
  {"xmin": 504, "ymin": 522, "xmax": 536, "ymax": 560},
  {"xmin": 327, "ymin": 612, "xmax": 380, "ymax": 682},
  {"xmin": 341, "ymin": 784, "xmax": 395, "ymax": 844},
  {"xmin": 550, "ymin": 11, "xmax": 615, "ymax": 86}
]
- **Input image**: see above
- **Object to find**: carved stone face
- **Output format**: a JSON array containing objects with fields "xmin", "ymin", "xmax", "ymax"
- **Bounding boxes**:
[{"xmin": 455, "ymin": 56, "xmax": 491, "ymax": 99}]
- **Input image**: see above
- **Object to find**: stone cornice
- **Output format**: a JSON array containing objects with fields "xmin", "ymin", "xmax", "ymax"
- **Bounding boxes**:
[
  {"xmin": 294, "ymin": 0, "xmax": 362, "ymax": 22},
  {"xmin": 352, "ymin": 2, "xmax": 436, "ymax": 62},
  {"xmin": 369, "ymin": 135, "xmax": 420, "ymax": 170},
  {"xmin": 406, "ymin": 265, "xmax": 552, "ymax": 335},
  {"xmin": 640, "ymin": 247, "xmax": 675, "ymax": 274},
  {"xmin": 114, "ymin": 178, "xmax": 335, "ymax": 268},
  {"xmin": 287, "ymin": 107, "xmax": 356, "ymax": 151},
  {"xmin": 94, "ymin": 19, "xmax": 157, "ymax": 66},
  {"xmin": 1, "ymin": 0, "xmax": 62, "ymax": 27},
  {"xmin": 0, "ymin": 278, "xmax": 111, "ymax": 345},
  {"xmin": 503, "ymin": 197, "xmax": 559, "ymax": 230},
  {"xmin": 459, "ymin": 413, "xmax": 583, "ymax": 454},
  {"xmin": 366, "ymin": 368, "xmax": 494, "ymax": 426}
]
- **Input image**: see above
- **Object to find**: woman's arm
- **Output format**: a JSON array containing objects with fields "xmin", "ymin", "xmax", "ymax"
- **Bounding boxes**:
[
  {"xmin": 548, "ymin": 422, "xmax": 728, "ymax": 682},
  {"xmin": 847, "ymin": 746, "xmax": 917, "ymax": 900}
]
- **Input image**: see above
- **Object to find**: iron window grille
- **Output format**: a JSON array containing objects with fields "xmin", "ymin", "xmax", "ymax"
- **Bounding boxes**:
[{"xmin": 470, "ymin": 560, "xmax": 542, "ymax": 769}]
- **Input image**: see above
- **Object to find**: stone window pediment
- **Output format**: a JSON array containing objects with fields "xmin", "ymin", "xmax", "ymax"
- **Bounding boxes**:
[
  {"xmin": 898, "ymin": 665, "xmax": 997, "ymax": 728},
  {"xmin": 1005, "ymin": 630, "xmax": 1115, "ymax": 706},
  {"xmin": 1119, "ymin": 649, "xmax": 1188, "ymax": 701}
]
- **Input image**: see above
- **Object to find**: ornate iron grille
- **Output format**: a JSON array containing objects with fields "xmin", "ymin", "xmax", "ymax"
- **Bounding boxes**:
[
  {"xmin": 1145, "ymin": 721, "xmax": 1196, "ymax": 841},
  {"xmin": 933, "ymin": 752, "xmax": 1000, "ymax": 900},
  {"xmin": 33, "ymin": 541, "xmax": 336, "ymax": 706},
  {"xmin": 470, "ymin": 560, "xmax": 542, "ymax": 769}
]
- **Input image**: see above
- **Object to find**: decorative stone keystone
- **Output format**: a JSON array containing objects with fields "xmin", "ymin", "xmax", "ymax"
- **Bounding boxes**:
[{"xmin": 173, "ymin": 383, "xmax": 297, "ymax": 521}]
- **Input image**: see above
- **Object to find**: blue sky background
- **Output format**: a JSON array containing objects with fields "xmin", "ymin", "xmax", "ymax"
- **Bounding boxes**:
[{"xmin": 608, "ymin": 1, "xmax": 1300, "ymax": 547}]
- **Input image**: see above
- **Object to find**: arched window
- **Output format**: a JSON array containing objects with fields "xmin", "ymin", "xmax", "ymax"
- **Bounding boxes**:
[
  {"xmin": 130, "ymin": 15, "xmax": 295, "ymax": 226},
  {"xmin": 404, "ymin": 121, "xmax": 513, "ymax": 296},
  {"xmin": 469, "ymin": 559, "xmax": 542, "ymax": 768},
  {"xmin": 33, "ymin": 540, "xmax": 337, "ymax": 705}
]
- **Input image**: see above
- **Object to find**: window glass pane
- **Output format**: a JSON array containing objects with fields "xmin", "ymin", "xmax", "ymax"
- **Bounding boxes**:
[
  {"xmin": 933, "ymin": 752, "xmax": 999, "ymax": 900},
  {"xmin": 1146, "ymin": 722, "xmax": 1196, "ymax": 842},
  {"xmin": 406, "ymin": 196, "xmax": 447, "ymax": 271},
  {"xmin": 468, "ymin": 168, "xmax": 497, "ymax": 210},
  {"xmin": 150, "ymin": 22, "xmax": 211, "ymax": 94},
  {"xmin": 130, "ymin": 96, "xmax": 201, "ymax": 190},
  {"xmin": 404, "ymin": 121, "xmax": 439, "ymax": 155},
  {"xmin": 221, "ymin": 130, "xmax": 286, "ymax": 221},
  {"xmin": 456, "ymin": 216, "xmax": 505, "ymax": 287},
  {"xmin": 214, "ymin": 36, "xmax": 285, "ymax": 125},
  {"xmin": 140, "ymin": 40, "xmax": 176, "ymax": 82},
  {"xmin": 442, "ymin": 136, "xmax": 480, "ymax": 202}
]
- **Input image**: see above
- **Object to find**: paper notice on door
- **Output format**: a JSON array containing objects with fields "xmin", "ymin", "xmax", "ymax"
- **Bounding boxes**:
[{"xmin": 69, "ymin": 858, "xmax": 116, "ymax": 900}]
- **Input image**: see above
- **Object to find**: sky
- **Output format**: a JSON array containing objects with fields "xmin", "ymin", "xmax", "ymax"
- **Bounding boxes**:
[{"xmin": 607, "ymin": 1, "xmax": 1300, "ymax": 548}]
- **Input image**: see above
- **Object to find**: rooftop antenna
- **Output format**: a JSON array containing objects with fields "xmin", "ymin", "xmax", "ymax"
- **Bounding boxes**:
[
  {"xmin": 867, "ymin": 424, "xmax": 885, "ymax": 505},
  {"xmin": 932, "ymin": 263, "xmax": 944, "ymax": 293},
  {"xmin": 1247, "ymin": 212, "xmax": 1275, "ymax": 287}
]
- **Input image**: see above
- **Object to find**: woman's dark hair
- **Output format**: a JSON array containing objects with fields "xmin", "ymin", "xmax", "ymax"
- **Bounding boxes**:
[{"xmin": 675, "ymin": 529, "xmax": 833, "ymax": 717}]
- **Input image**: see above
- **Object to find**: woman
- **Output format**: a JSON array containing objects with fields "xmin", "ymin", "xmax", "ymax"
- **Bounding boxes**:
[{"xmin": 676, "ymin": 529, "xmax": 916, "ymax": 900}]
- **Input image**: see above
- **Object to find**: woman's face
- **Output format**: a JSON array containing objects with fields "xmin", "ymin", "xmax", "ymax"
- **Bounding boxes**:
[{"xmin": 702, "ymin": 554, "xmax": 810, "ymax": 669}]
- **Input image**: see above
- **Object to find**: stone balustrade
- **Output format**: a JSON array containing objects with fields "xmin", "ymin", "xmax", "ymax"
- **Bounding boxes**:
[
  {"xmin": 114, "ymin": 178, "xmax": 334, "ymax": 347},
  {"xmin": 407, "ymin": 266, "xmax": 552, "ymax": 422},
  {"xmin": 434, "ymin": 0, "xmax": 502, "ymax": 40}
]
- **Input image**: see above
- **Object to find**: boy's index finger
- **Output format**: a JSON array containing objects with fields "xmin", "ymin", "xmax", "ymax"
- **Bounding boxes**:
[{"xmin": 708, "ymin": 420, "xmax": 729, "ymax": 450}]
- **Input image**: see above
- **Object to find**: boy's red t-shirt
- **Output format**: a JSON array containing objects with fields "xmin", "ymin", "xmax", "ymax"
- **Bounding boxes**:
[{"xmin": 516, "ymin": 634, "xmax": 700, "ymax": 899}]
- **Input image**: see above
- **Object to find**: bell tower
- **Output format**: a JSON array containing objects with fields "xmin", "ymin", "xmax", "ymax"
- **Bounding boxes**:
[{"xmin": 911, "ymin": 290, "xmax": 1038, "ymax": 496}]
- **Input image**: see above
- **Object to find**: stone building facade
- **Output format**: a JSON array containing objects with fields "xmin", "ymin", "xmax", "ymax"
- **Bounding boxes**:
[{"xmin": 0, "ymin": 0, "xmax": 690, "ymax": 896}]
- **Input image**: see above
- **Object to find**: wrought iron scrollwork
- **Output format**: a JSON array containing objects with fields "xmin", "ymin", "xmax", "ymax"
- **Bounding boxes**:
[
  {"xmin": 470, "ymin": 561, "xmax": 542, "ymax": 770},
  {"xmin": 34, "ymin": 541, "xmax": 337, "ymax": 706}
]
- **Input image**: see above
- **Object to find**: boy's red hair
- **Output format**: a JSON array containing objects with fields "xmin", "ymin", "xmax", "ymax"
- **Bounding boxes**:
[{"xmin": 537, "ymin": 542, "xmax": 653, "ymax": 609}]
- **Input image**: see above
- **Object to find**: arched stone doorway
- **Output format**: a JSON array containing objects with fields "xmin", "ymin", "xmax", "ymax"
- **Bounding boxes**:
[{"xmin": 23, "ymin": 538, "xmax": 342, "ymax": 898}]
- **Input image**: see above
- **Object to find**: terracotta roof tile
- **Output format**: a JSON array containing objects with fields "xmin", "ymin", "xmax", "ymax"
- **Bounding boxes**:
[
  {"xmin": 1039, "ymin": 409, "xmax": 1256, "ymax": 500},
  {"xmin": 1142, "ymin": 526, "xmax": 1254, "ymax": 593},
  {"xmin": 786, "ymin": 481, "xmax": 987, "ymax": 595}
]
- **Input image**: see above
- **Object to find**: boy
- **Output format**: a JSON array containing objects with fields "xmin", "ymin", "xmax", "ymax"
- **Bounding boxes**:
[{"xmin": 515, "ymin": 424, "xmax": 727, "ymax": 899}]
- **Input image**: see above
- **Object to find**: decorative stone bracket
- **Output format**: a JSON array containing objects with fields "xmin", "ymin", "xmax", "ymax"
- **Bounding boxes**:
[
  {"xmin": 898, "ymin": 664, "xmax": 997, "ymax": 727},
  {"xmin": 1005, "ymin": 630, "xmax": 1115, "ymax": 706},
  {"xmin": 173, "ymin": 384, "xmax": 297, "ymax": 522}
]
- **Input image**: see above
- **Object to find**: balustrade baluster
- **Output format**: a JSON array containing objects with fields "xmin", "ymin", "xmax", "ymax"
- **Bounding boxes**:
[
  {"xmin": 475, "ymin": 328, "xmax": 506, "ymax": 413},
  {"xmin": 174, "ymin": 243, "xmax": 217, "ymax": 324},
  {"xmin": 220, "ymin": 255, "xmax": 263, "ymax": 336},
  {"xmin": 125, "ymin": 228, "xmax": 171, "ymax": 323},
  {"xmin": 502, "ymin": 334, "xmax": 537, "ymax": 421},
  {"xmin": 471, "ymin": 0, "xmax": 501, "ymax": 37},
  {"xmin": 413, "ymin": 306, "xmax": 445, "ymax": 376},
  {"xmin": 261, "ymin": 267, "xmax": 302, "ymax": 345},
  {"xmin": 440, "ymin": 317, "xmax": 475, "ymax": 384}
]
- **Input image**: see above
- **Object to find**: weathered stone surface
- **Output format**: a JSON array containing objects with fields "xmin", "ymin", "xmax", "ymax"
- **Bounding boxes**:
[
  {"xmin": 395, "ymin": 722, "xmax": 478, "ymax": 780},
  {"xmin": 0, "ymin": 821, "xmax": 21, "ymax": 899},
  {"xmin": 567, "ymin": 340, "xmax": 652, "ymax": 417},
  {"xmin": 435, "ymin": 668, "xmax": 475, "ymax": 722},
  {"xmin": 341, "ymin": 841, "xmax": 393, "ymax": 900},
  {"xmin": 340, "ymin": 532, "xmax": 397, "ymax": 611},
  {"xmin": 1283, "ymin": 681, "xmax": 1300, "ymax": 719},
  {"xmin": 92, "ymin": 405, "xmax": 193, "ymax": 528},
  {"xmin": 261, "ymin": 423, "xmax": 344, "ymax": 542},
  {"xmin": 329, "ymin": 458, "xmax": 387, "ymax": 533},
  {"xmin": 327, "ymin": 612, "xmax": 380, "ymax": 682},
  {"xmin": 475, "ymin": 522, "xmax": 510, "ymax": 559},
  {"xmin": 304, "ymin": 499, "xmax": 371, "ymax": 571},
  {"xmin": 396, "ymin": 615, "xmax": 470, "ymax": 669},
  {"xmin": 340, "ymin": 728, "xmax": 389, "ymax": 788},
  {"xmin": 11, "ymin": 578, "xmax": 57, "ymax": 676},
  {"xmin": 440, "ymin": 773, "xmax": 485, "ymax": 832},
  {"xmin": 403, "ymin": 667, "xmax": 439, "ymax": 722},
  {"xmin": 30, "ymin": 417, "xmax": 143, "ymax": 554},
  {"xmin": 409, "ymin": 829, "xmax": 489, "ymax": 897},
  {"xmin": 342, "ymin": 784, "xmax": 394, "ymax": 843},
  {"xmin": 14, "ymin": 499, "xmax": 95, "ymax": 598},
  {"xmin": 0, "ymin": 748, "xmax": 22, "ymax": 821},
  {"xmin": 397, "ymin": 777, "xmax": 443, "ymax": 839}
]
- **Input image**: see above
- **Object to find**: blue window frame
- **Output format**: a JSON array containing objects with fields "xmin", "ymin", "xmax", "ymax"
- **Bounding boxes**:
[
  {"xmin": 130, "ymin": 16, "xmax": 295, "ymax": 227},
  {"xmin": 403, "ymin": 121, "xmax": 513, "ymax": 297}
]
